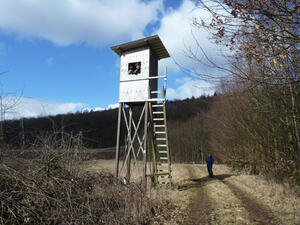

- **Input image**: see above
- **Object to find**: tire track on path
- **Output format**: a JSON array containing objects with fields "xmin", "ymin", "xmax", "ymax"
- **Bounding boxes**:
[
  {"xmin": 181, "ymin": 165, "xmax": 280, "ymax": 224},
  {"xmin": 197, "ymin": 165, "xmax": 280, "ymax": 224},
  {"xmin": 182, "ymin": 165, "xmax": 213, "ymax": 225},
  {"xmin": 220, "ymin": 179, "xmax": 280, "ymax": 225}
]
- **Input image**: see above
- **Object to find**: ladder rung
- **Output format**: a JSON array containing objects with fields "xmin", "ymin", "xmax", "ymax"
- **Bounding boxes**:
[
  {"xmin": 152, "ymin": 104, "xmax": 163, "ymax": 107},
  {"xmin": 155, "ymin": 131, "xmax": 166, "ymax": 134},
  {"xmin": 156, "ymin": 172, "xmax": 170, "ymax": 176},
  {"xmin": 160, "ymin": 157, "xmax": 168, "ymax": 160},
  {"xmin": 156, "ymin": 138, "xmax": 166, "ymax": 141},
  {"xmin": 159, "ymin": 151, "xmax": 168, "ymax": 154},
  {"xmin": 158, "ymin": 176, "xmax": 170, "ymax": 179},
  {"xmin": 154, "ymin": 125, "xmax": 165, "ymax": 127},
  {"xmin": 157, "ymin": 163, "xmax": 168, "ymax": 166},
  {"xmin": 157, "ymin": 167, "xmax": 169, "ymax": 170},
  {"xmin": 153, "ymin": 111, "xmax": 164, "ymax": 114},
  {"xmin": 155, "ymin": 129, "xmax": 165, "ymax": 132},
  {"xmin": 158, "ymin": 176, "xmax": 172, "ymax": 179},
  {"xmin": 157, "ymin": 144, "xmax": 167, "ymax": 147},
  {"xmin": 153, "ymin": 118, "xmax": 164, "ymax": 121},
  {"xmin": 156, "ymin": 171, "xmax": 169, "ymax": 175},
  {"xmin": 147, "ymin": 98, "xmax": 165, "ymax": 102},
  {"xmin": 151, "ymin": 91, "xmax": 161, "ymax": 94}
]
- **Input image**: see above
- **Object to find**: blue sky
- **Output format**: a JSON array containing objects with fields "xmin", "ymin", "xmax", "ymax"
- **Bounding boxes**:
[{"xmin": 0, "ymin": 0, "xmax": 225, "ymax": 119}]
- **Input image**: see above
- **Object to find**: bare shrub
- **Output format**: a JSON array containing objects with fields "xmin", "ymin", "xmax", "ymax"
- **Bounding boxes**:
[{"xmin": 0, "ymin": 132, "xmax": 173, "ymax": 224}]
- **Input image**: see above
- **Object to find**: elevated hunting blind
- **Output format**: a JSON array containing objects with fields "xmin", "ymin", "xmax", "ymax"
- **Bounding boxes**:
[{"xmin": 112, "ymin": 35, "xmax": 172, "ymax": 186}]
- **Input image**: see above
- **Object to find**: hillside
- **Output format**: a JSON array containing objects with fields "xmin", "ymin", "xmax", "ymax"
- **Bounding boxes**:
[{"xmin": 3, "ymin": 95, "xmax": 213, "ymax": 152}]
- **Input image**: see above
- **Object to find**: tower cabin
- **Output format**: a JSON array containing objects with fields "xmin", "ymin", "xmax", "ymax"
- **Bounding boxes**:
[
  {"xmin": 111, "ymin": 35, "xmax": 171, "ymax": 186},
  {"xmin": 111, "ymin": 35, "xmax": 170, "ymax": 103}
]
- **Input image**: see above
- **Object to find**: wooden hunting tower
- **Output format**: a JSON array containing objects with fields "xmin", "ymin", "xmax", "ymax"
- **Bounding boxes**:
[{"xmin": 111, "ymin": 35, "xmax": 172, "ymax": 186}]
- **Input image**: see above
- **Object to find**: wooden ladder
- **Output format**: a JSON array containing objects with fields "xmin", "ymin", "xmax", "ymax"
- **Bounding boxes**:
[{"xmin": 150, "ymin": 79, "xmax": 171, "ymax": 185}]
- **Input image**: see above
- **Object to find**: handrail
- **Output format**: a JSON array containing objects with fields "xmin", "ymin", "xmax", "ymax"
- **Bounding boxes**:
[{"xmin": 163, "ymin": 67, "xmax": 167, "ymax": 98}]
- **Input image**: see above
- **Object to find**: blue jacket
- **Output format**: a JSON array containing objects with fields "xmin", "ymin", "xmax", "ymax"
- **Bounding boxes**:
[{"xmin": 206, "ymin": 156, "xmax": 214, "ymax": 167}]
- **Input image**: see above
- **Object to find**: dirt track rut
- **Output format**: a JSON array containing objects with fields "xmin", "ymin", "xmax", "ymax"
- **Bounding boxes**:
[
  {"xmin": 183, "ymin": 166, "xmax": 213, "ymax": 225},
  {"xmin": 180, "ymin": 165, "xmax": 280, "ymax": 225}
]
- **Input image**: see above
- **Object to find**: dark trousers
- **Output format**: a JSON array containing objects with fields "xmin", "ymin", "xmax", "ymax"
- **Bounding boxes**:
[{"xmin": 207, "ymin": 165, "xmax": 213, "ymax": 178}]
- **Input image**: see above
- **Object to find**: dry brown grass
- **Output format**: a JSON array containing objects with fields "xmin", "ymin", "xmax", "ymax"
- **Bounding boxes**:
[
  {"xmin": 83, "ymin": 159, "xmax": 115, "ymax": 173},
  {"xmin": 0, "ymin": 150, "xmax": 165, "ymax": 225},
  {"xmin": 82, "ymin": 160, "xmax": 191, "ymax": 225},
  {"xmin": 82, "ymin": 160, "xmax": 300, "ymax": 225},
  {"xmin": 213, "ymin": 165, "xmax": 300, "ymax": 225},
  {"xmin": 224, "ymin": 174, "xmax": 300, "ymax": 224},
  {"xmin": 0, "ymin": 132, "xmax": 175, "ymax": 225}
]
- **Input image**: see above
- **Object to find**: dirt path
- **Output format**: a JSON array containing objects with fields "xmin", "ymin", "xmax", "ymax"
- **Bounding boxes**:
[
  {"xmin": 180, "ymin": 165, "xmax": 281, "ymax": 225},
  {"xmin": 82, "ymin": 160, "xmax": 300, "ymax": 225},
  {"xmin": 221, "ymin": 179, "xmax": 278, "ymax": 225},
  {"xmin": 183, "ymin": 166, "xmax": 213, "ymax": 225}
]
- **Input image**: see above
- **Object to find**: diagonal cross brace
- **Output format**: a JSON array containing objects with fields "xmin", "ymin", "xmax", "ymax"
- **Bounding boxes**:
[{"xmin": 119, "ymin": 105, "xmax": 145, "ymax": 178}]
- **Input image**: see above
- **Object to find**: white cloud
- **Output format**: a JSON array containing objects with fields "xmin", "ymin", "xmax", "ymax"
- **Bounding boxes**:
[
  {"xmin": 2, "ymin": 96, "xmax": 120, "ymax": 120},
  {"xmin": 0, "ymin": 0, "xmax": 163, "ymax": 46},
  {"xmin": 82, "ymin": 104, "xmax": 118, "ymax": 113},
  {"xmin": 107, "ymin": 103, "xmax": 119, "ymax": 110},
  {"xmin": 166, "ymin": 77, "xmax": 214, "ymax": 100},
  {"xmin": 4, "ymin": 97, "xmax": 84, "ymax": 119},
  {"xmin": 156, "ymin": 0, "xmax": 229, "ymax": 77},
  {"xmin": 82, "ymin": 107, "xmax": 105, "ymax": 112},
  {"xmin": 2, "ymin": 89, "xmax": 216, "ymax": 119},
  {"xmin": 94, "ymin": 107, "xmax": 105, "ymax": 111}
]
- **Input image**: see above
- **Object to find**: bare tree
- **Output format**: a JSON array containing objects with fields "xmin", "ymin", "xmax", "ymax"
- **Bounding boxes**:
[
  {"xmin": 186, "ymin": 0, "xmax": 300, "ymax": 182},
  {"xmin": 0, "ymin": 71, "xmax": 22, "ymax": 145}
]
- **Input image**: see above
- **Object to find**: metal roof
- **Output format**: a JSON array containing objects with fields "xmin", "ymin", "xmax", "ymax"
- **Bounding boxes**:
[{"xmin": 111, "ymin": 35, "xmax": 170, "ymax": 60}]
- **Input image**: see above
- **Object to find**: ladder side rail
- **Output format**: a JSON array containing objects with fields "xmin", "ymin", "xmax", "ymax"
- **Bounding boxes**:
[
  {"xmin": 148, "ymin": 102, "xmax": 158, "ymax": 185},
  {"xmin": 148, "ymin": 85, "xmax": 158, "ymax": 185},
  {"xmin": 164, "ymin": 66, "xmax": 167, "ymax": 98},
  {"xmin": 162, "ymin": 100, "xmax": 172, "ymax": 184},
  {"xmin": 163, "ymin": 66, "xmax": 172, "ymax": 184}
]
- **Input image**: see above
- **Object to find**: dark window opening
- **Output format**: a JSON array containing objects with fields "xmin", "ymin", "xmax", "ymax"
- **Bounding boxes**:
[{"xmin": 128, "ymin": 62, "xmax": 141, "ymax": 75}]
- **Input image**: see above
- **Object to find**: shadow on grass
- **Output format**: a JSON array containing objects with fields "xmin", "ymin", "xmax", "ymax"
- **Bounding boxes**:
[{"xmin": 178, "ymin": 174, "xmax": 234, "ymax": 191}]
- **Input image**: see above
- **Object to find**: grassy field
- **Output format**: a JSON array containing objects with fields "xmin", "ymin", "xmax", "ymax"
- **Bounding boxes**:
[
  {"xmin": 1, "ymin": 148, "xmax": 299, "ymax": 225},
  {"xmin": 0, "ymin": 149, "xmax": 173, "ymax": 225},
  {"xmin": 83, "ymin": 159, "xmax": 300, "ymax": 225}
]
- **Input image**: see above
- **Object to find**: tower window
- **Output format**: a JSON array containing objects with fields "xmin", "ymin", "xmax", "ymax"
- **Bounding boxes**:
[{"xmin": 128, "ymin": 62, "xmax": 141, "ymax": 75}]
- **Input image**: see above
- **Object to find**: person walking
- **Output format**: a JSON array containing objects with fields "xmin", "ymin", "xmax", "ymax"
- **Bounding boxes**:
[{"xmin": 206, "ymin": 155, "xmax": 214, "ymax": 178}]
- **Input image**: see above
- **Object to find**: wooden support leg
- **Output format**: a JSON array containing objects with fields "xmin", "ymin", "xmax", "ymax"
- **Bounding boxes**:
[
  {"xmin": 143, "ymin": 102, "xmax": 148, "ymax": 188},
  {"xmin": 115, "ymin": 103, "xmax": 122, "ymax": 178},
  {"xmin": 126, "ymin": 106, "xmax": 133, "ymax": 182}
]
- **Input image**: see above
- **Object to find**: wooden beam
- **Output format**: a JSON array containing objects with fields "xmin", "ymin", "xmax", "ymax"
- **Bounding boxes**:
[
  {"xmin": 115, "ymin": 103, "xmax": 122, "ymax": 177},
  {"xmin": 126, "ymin": 107, "xmax": 133, "ymax": 181},
  {"xmin": 143, "ymin": 102, "xmax": 148, "ymax": 188}
]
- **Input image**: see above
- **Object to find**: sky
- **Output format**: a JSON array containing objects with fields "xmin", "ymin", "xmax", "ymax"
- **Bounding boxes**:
[{"xmin": 0, "ymin": 0, "xmax": 227, "ymax": 119}]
